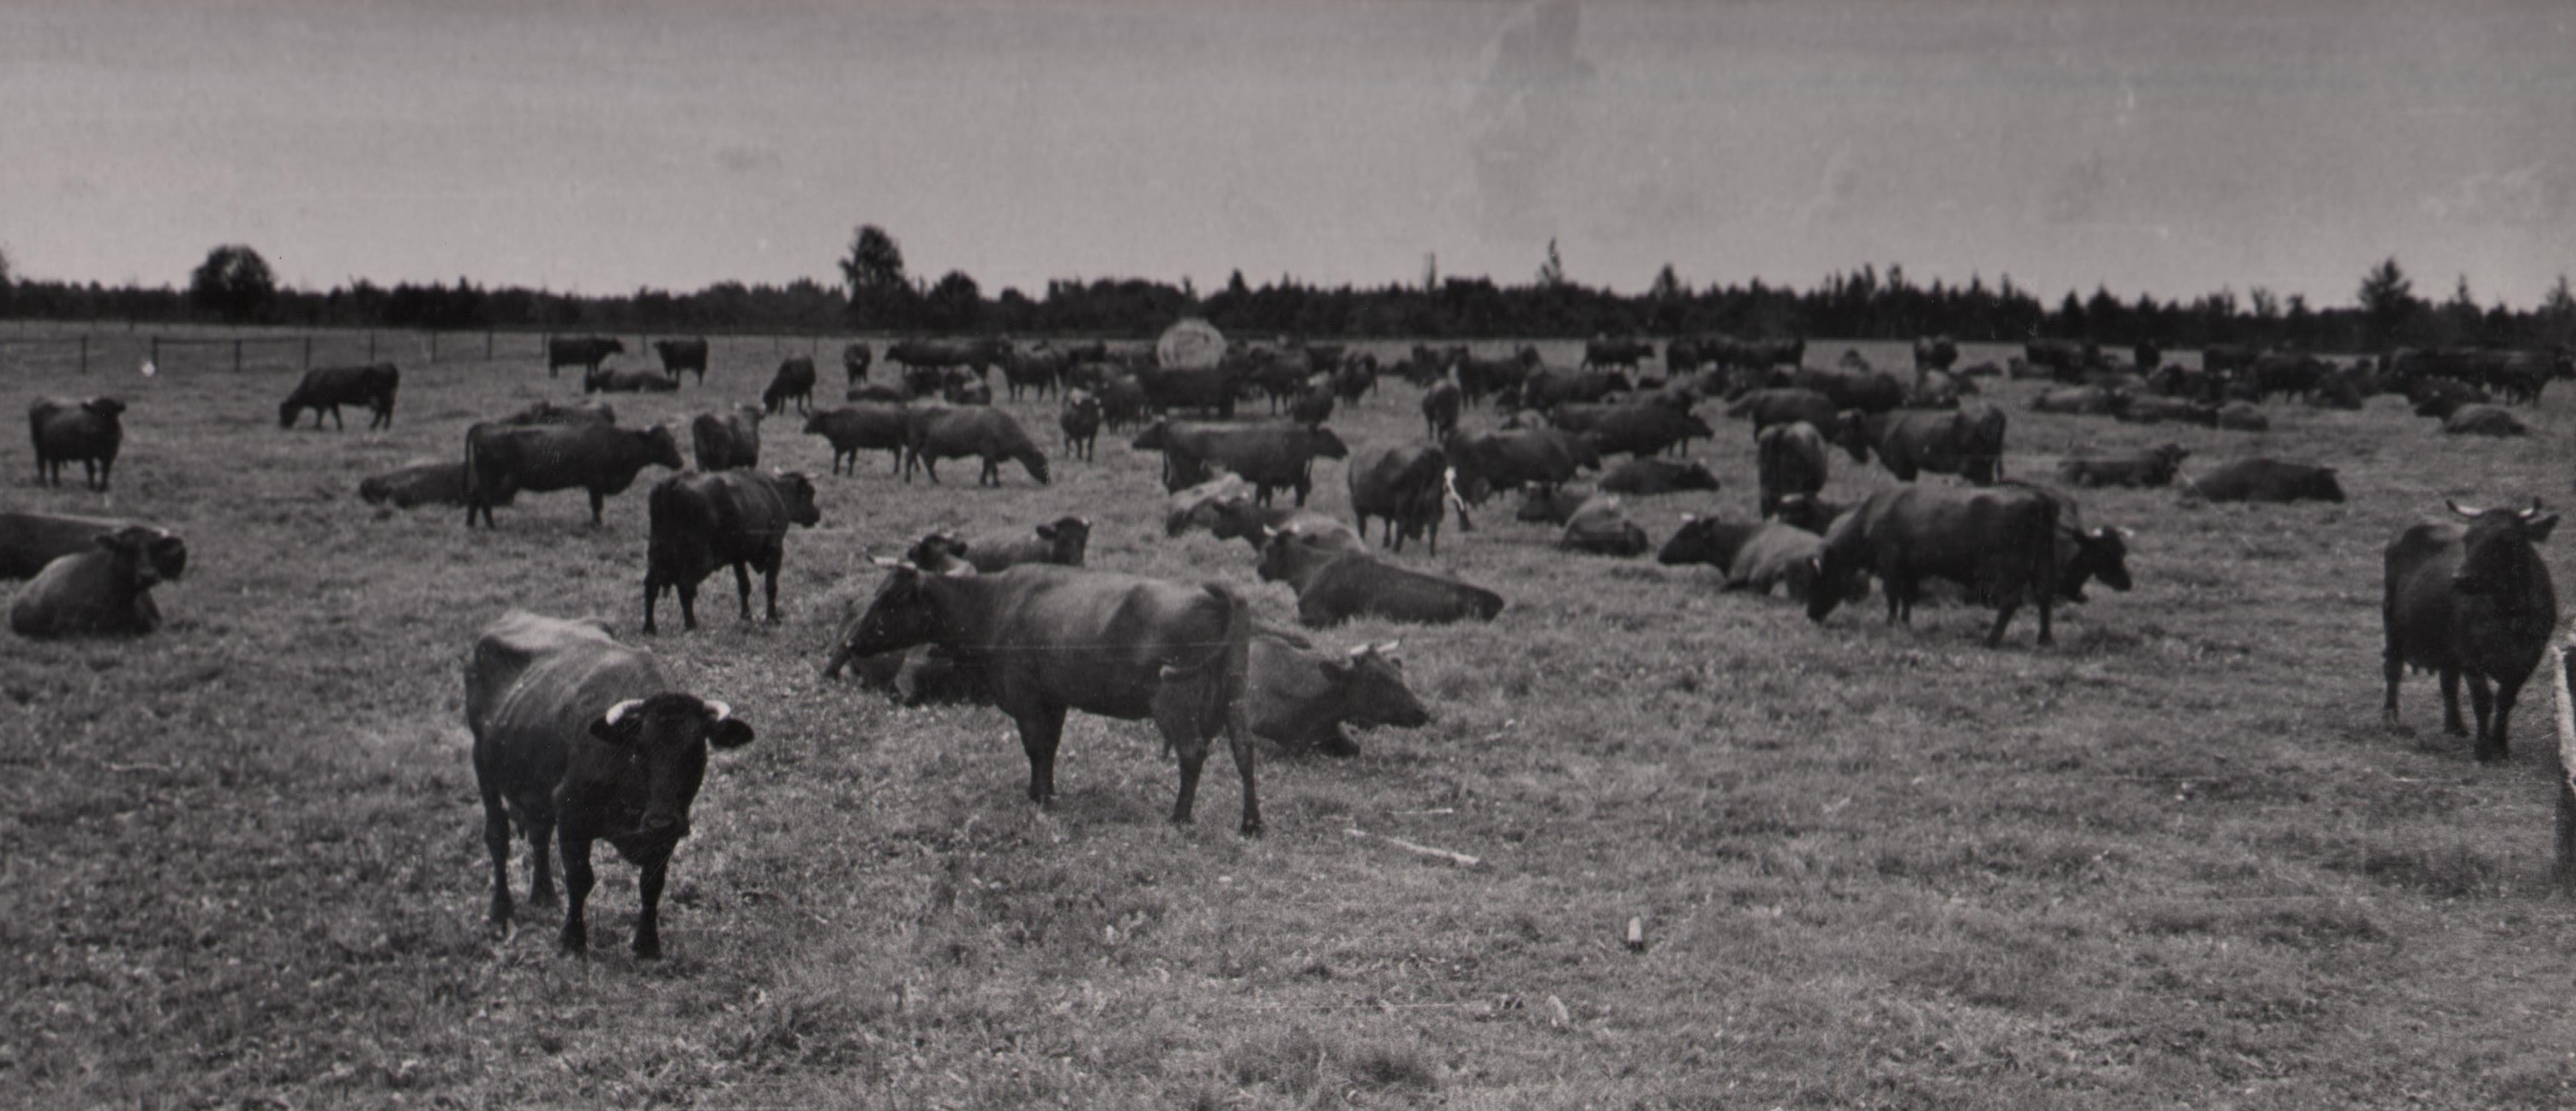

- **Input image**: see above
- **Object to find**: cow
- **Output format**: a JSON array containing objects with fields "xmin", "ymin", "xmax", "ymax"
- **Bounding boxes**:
[
  {"xmin": 2408, "ymin": 377, "xmax": 2490, "ymax": 419},
  {"xmin": 1168, "ymin": 474, "xmax": 1368, "ymax": 554},
  {"xmin": 1518, "ymin": 367, "xmax": 1635, "ymax": 410},
  {"xmin": 956, "ymin": 517, "xmax": 1092, "ymax": 572},
  {"xmin": 1444, "ymin": 346, "xmax": 1540, "ymax": 407},
  {"xmin": 1330, "ymin": 357, "xmax": 1378, "ymax": 406},
  {"xmin": 822, "ymin": 563, "xmax": 1262, "ymax": 835},
  {"xmin": 690, "ymin": 405, "xmax": 762, "ymax": 472},
  {"xmin": 841, "ymin": 342, "xmax": 873, "ymax": 385},
  {"xmin": 463, "ymin": 422, "xmax": 684, "ymax": 527},
  {"xmin": 762, "ymin": 356, "xmax": 818, "ymax": 416},
  {"xmin": 0, "ymin": 512, "xmax": 187, "ymax": 581},
  {"xmin": 1514, "ymin": 485, "xmax": 1592, "ymax": 526},
  {"xmin": 995, "ymin": 347, "xmax": 1064, "ymax": 401},
  {"xmin": 2115, "ymin": 396, "xmax": 2217, "ymax": 426},
  {"xmin": 800, "ymin": 404, "xmax": 910, "ymax": 476},
  {"xmin": 1288, "ymin": 382, "xmax": 1335, "ymax": 427},
  {"xmin": 1913, "ymin": 335, "xmax": 1959, "ymax": 374},
  {"xmin": 653, "ymin": 338, "xmax": 710, "ymax": 385},
  {"xmin": 360, "ymin": 460, "xmax": 495, "ymax": 510},
  {"xmin": 2442, "ymin": 405, "xmax": 2526, "ymax": 437},
  {"xmin": 1256, "ymin": 530, "xmax": 1504, "ymax": 628},
  {"xmin": 1347, "ymin": 445, "xmax": 1465, "ymax": 554},
  {"xmin": 1098, "ymin": 374, "xmax": 1150, "ymax": 431},
  {"xmin": 2382, "ymin": 500, "xmax": 2559, "ymax": 761},
  {"xmin": 1598, "ymin": 457, "xmax": 1720, "ymax": 496},
  {"xmin": 1906, "ymin": 368, "xmax": 1975, "ymax": 409},
  {"xmin": 1679, "ymin": 335, "xmax": 1805, "ymax": 374},
  {"xmin": 1130, "ymin": 420, "xmax": 1348, "ymax": 505},
  {"xmin": 1559, "ymin": 495, "xmax": 1650, "ymax": 557},
  {"xmin": 2030, "ymin": 386, "xmax": 2127, "ymax": 416},
  {"xmin": 942, "ymin": 371, "xmax": 994, "ymax": 407},
  {"xmin": 1583, "ymin": 337, "xmax": 1655, "ymax": 371},
  {"xmin": 2251, "ymin": 352, "xmax": 2328, "ymax": 402},
  {"xmin": 1991, "ymin": 481, "xmax": 2135, "ymax": 604},
  {"xmin": 500, "ymin": 399, "xmax": 617, "ymax": 427},
  {"xmin": 1245, "ymin": 631, "xmax": 1429, "ymax": 758},
  {"xmin": 2057, "ymin": 444, "xmax": 2188, "ymax": 488},
  {"xmin": 1422, "ymin": 377, "xmax": 1464, "ymax": 439},
  {"xmin": 904, "ymin": 406, "xmax": 1050, "ymax": 486},
  {"xmin": 1841, "ymin": 405, "xmax": 2006, "ymax": 485},
  {"xmin": 2184, "ymin": 459, "xmax": 2344, "ymax": 503},
  {"xmin": 1724, "ymin": 388, "xmax": 1840, "ymax": 437},
  {"xmin": 2024, "ymin": 339, "xmax": 2105, "ymax": 382},
  {"xmin": 8, "ymin": 528, "xmax": 168, "ymax": 638},
  {"xmin": 1059, "ymin": 390, "xmax": 1102, "ymax": 461},
  {"xmin": 1770, "ymin": 492, "xmax": 1850, "ymax": 536},
  {"xmin": 1808, "ymin": 484, "xmax": 2062, "ymax": 647},
  {"xmin": 1139, "ymin": 363, "xmax": 1247, "ymax": 419},
  {"xmin": 1549, "ymin": 403, "xmax": 1712, "ymax": 458},
  {"xmin": 278, "ymin": 363, "xmax": 399, "ymax": 430},
  {"xmin": 29, "ymin": 397, "xmax": 125, "ymax": 491},
  {"xmin": 1755, "ymin": 421, "xmax": 1829, "ymax": 518},
  {"xmin": 885, "ymin": 338, "xmax": 1010, "ymax": 380},
  {"xmin": 1785, "ymin": 367, "xmax": 1907, "ymax": 413},
  {"xmin": 2215, "ymin": 402, "xmax": 2270, "ymax": 431},
  {"xmin": 464, "ymin": 611, "xmax": 753, "ymax": 956},
  {"xmin": 585, "ymin": 366, "xmax": 678, "ymax": 395},
  {"xmin": 1657, "ymin": 515, "xmax": 1843, "ymax": 601},
  {"xmin": 641, "ymin": 470, "xmax": 821, "ymax": 633},
  {"xmin": 546, "ymin": 336, "xmax": 625, "ymax": 379},
  {"xmin": 1441, "ymin": 426, "xmax": 1597, "ymax": 506},
  {"xmin": 2200, "ymin": 344, "xmax": 2259, "ymax": 381}
]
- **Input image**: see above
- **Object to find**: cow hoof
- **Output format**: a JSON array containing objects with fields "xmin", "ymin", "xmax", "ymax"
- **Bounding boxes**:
[
  {"xmin": 632, "ymin": 941, "xmax": 662, "ymax": 961},
  {"xmin": 1239, "ymin": 821, "xmax": 1264, "ymax": 839}
]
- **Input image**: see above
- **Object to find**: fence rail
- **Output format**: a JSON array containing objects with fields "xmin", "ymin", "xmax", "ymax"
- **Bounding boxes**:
[{"xmin": 0, "ymin": 326, "xmax": 860, "ymax": 376}]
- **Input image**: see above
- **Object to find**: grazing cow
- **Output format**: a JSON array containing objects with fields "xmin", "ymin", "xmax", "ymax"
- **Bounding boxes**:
[
  {"xmin": 642, "ymin": 470, "xmax": 821, "ymax": 633},
  {"xmin": 2115, "ymin": 396, "xmax": 2218, "ymax": 426},
  {"xmin": 1245, "ymin": 631, "xmax": 1429, "ymax": 757},
  {"xmin": 1841, "ymin": 405, "xmax": 2007, "ymax": 485},
  {"xmin": 1098, "ymin": 374, "xmax": 1150, "ymax": 431},
  {"xmin": 278, "ymin": 363, "xmax": 399, "ymax": 430},
  {"xmin": 653, "ymin": 338, "xmax": 710, "ymax": 385},
  {"xmin": 2442, "ymin": 405, "xmax": 2526, "ymax": 437},
  {"xmin": 360, "ymin": 460, "xmax": 496, "ymax": 510},
  {"xmin": 1257, "ymin": 530, "xmax": 1504, "ymax": 627},
  {"xmin": 1059, "ymin": 389, "xmax": 1102, "ymax": 461},
  {"xmin": 2185, "ymin": 458, "xmax": 2344, "ymax": 503},
  {"xmin": 585, "ymin": 366, "xmax": 678, "ymax": 395},
  {"xmin": 2215, "ymin": 401, "xmax": 2270, "ymax": 431},
  {"xmin": 29, "ymin": 397, "xmax": 125, "ymax": 491},
  {"xmin": 463, "ymin": 422, "xmax": 684, "ymax": 527},
  {"xmin": 841, "ymin": 342, "xmax": 873, "ymax": 385},
  {"xmin": 2383, "ymin": 500, "xmax": 2559, "ymax": 761},
  {"xmin": 1785, "ymin": 367, "xmax": 1907, "ymax": 413},
  {"xmin": 1755, "ymin": 421, "xmax": 1829, "ymax": 517},
  {"xmin": 1422, "ymin": 377, "xmax": 1464, "ymax": 439},
  {"xmin": 0, "ymin": 512, "xmax": 185, "ymax": 582},
  {"xmin": 1130, "ymin": 420, "xmax": 1348, "ymax": 505},
  {"xmin": 1724, "ymin": 388, "xmax": 1839, "ymax": 437},
  {"xmin": 1549, "ymin": 403, "xmax": 1712, "ymax": 458},
  {"xmin": 803, "ymin": 404, "xmax": 911, "ymax": 476},
  {"xmin": 546, "ymin": 336, "xmax": 625, "ymax": 379},
  {"xmin": 1347, "ymin": 445, "xmax": 1465, "ymax": 554},
  {"xmin": 8, "ymin": 528, "xmax": 167, "ymax": 637},
  {"xmin": 905, "ymin": 406, "xmax": 1050, "ymax": 486},
  {"xmin": 1559, "ymin": 494, "xmax": 1650, "ymax": 557},
  {"xmin": 1913, "ymin": 335, "xmax": 1959, "ymax": 374},
  {"xmin": 957, "ymin": 517, "xmax": 1092, "ymax": 572},
  {"xmin": 1441, "ymin": 426, "xmax": 1597, "ymax": 505},
  {"xmin": 465, "ymin": 611, "xmax": 753, "ymax": 956},
  {"xmin": 500, "ymin": 399, "xmax": 617, "ymax": 427},
  {"xmin": 1658, "ymin": 515, "xmax": 1842, "ymax": 601},
  {"xmin": 690, "ymin": 405, "xmax": 763, "ymax": 472},
  {"xmin": 2057, "ymin": 444, "xmax": 2189, "ymax": 488},
  {"xmin": 1583, "ymin": 338, "xmax": 1654, "ymax": 371},
  {"xmin": 1599, "ymin": 457, "xmax": 1720, "ymax": 496},
  {"xmin": 2031, "ymin": 386, "xmax": 2127, "ymax": 416},
  {"xmin": 1808, "ymin": 485, "xmax": 2062, "ymax": 647},
  {"xmin": 762, "ymin": 356, "xmax": 818, "ymax": 416},
  {"xmin": 822, "ymin": 563, "xmax": 1261, "ymax": 834}
]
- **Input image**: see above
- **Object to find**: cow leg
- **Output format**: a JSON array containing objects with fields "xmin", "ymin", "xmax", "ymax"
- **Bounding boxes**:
[
  {"xmin": 678, "ymin": 579, "xmax": 700, "ymax": 632},
  {"xmin": 588, "ymin": 490, "xmax": 607, "ymax": 527},
  {"xmin": 733, "ymin": 561, "xmax": 756, "ymax": 621},
  {"xmin": 1011, "ymin": 703, "xmax": 1068, "ymax": 806},
  {"xmin": 1152, "ymin": 682, "xmax": 1215, "ymax": 828},
  {"xmin": 757, "ymin": 557, "xmax": 781, "ymax": 623},
  {"xmin": 642, "ymin": 573, "xmax": 663, "ymax": 635},
  {"xmin": 632, "ymin": 860, "xmax": 667, "ymax": 959},
  {"xmin": 2033, "ymin": 593, "xmax": 2054, "ymax": 647},
  {"xmin": 480, "ymin": 786, "xmax": 514, "ymax": 928},
  {"xmin": 2466, "ymin": 674, "xmax": 2501, "ymax": 761},
  {"xmin": 2382, "ymin": 636, "xmax": 2406, "ymax": 726},
  {"xmin": 331, "ymin": 405, "xmax": 345, "ymax": 431},
  {"xmin": 2479, "ymin": 676, "xmax": 2521, "ymax": 763},
  {"xmin": 2439, "ymin": 669, "xmax": 2468, "ymax": 736},
  {"xmin": 558, "ymin": 834, "xmax": 595, "ymax": 955},
  {"xmin": 1293, "ymin": 479, "xmax": 1309, "ymax": 508}
]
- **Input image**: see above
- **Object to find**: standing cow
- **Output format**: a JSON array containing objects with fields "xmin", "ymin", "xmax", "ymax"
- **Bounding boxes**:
[
  {"xmin": 1808, "ymin": 485, "xmax": 2060, "ymax": 647},
  {"xmin": 1059, "ymin": 389, "xmax": 1102, "ymax": 461},
  {"xmin": 463, "ymin": 422, "xmax": 684, "ymax": 528},
  {"xmin": 642, "ymin": 470, "xmax": 820, "ymax": 633},
  {"xmin": 29, "ymin": 397, "xmax": 125, "ymax": 491},
  {"xmin": 2382, "ymin": 500, "xmax": 2559, "ymax": 761},
  {"xmin": 762, "ymin": 356, "xmax": 818, "ymax": 416},
  {"xmin": 803, "ymin": 404, "xmax": 911, "ymax": 476},
  {"xmin": 1347, "ymin": 445, "xmax": 1465, "ymax": 554},
  {"xmin": 690, "ymin": 405, "xmax": 763, "ymax": 472},
  {"xmin": 279, "ymin": 363, "xmax": 400, "ymax": 430},
  {"xmin": 547, "ymin": 336, "xmax": 625, "ymax": 379},
  {"xmin": 653, "ymin": 338, "xmax": 710, "ymax": 385}
]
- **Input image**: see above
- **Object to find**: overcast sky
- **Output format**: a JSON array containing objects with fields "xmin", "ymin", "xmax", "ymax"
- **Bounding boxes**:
[{"xmin": 3, "ymin": 0, "xmax": 2570, "ymax": 308}]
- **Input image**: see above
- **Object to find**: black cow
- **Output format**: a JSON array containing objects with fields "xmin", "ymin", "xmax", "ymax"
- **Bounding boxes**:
[
  {"xmin": 1724, "ymin": 388, "xmax": 1839, "ymax": 436},
  {"xmin": 500, "ymin": 399, "xmax": 617, "ymax": 427},
  {"xmin": 1098, "ymin": 374, "xmax": 1150, "ymax": 431},
  {"xmin": 1842, "ymin": 405, "xmax": 2006, "ymax": 485},
  {"xmin": 279, "ymin": 363, "xmax": 399, "ymax": 430},
  {"xmin": 8, "ymin": 528, "xmax": 168, "ymax": 638},
  {"xmin": 1168, "ymin": 474, "xmax": 1367, "ymax": 554},
  {"xmin": 2214, "ymin": 402, "xmax": 2269, "ymax": 431},
  {"xmin": 2408, "ymin": 377, "xmax": 2490, "ymax": 419},
  {"xmin": 653, "ymin": 338, "xmax": 709, "ymax": 385},
  {"xmin": 1131, "ymin": 420, "xmax": 1348, "ymax": 505},
  {"xmin": 1583, "ymin": 338, "xmax": 1654, "ymax": 371},
  {"xmin": 1257, "ymin": 530, "xmax": 1504, "ymax": 627},
  {"xmin": 1330, "ymin": 358, "xmax": 1378, "ymax": 406},
  {"xmin": 1785, "ymin": 367, "xmax": 1907, "ymax": 413},
  {"xmin": 1519, "ymin": 367, "xmax": 1635, "ymax": 410},
  {"xmin": 1808, "ymin": 485, "xmax": 2061, "ymax": 647},
  {"xmin": 2185, "ymin": 459, "xmax": 2344, "ymax": 503},
  {"xmin": 1422, "ymin": 377, "xmax": 1464, "ymax": 439},
  {"xmin": 803, "ymin": 404, "xmax": 911, "ymax": 476},
  {"xmin": 1658, "ymin": 515, "xmax": 1843, "ymax": 601},
  {"xmin": 547, "ymin": 336, "xmax": 625, "ymax": 379},
  {"xmin": 2057, "ymin": 445, "xmax": 2188, "ymax": 488},
  {"xmin": 29, "ymin": 397, "xmax": 125, "ymax": 491},
  {"xmin": 360, "ymin": 460, "xmax": 494, "ymax": 510},
  {"xmin": 1913, "ymin": 335, "xmax": 1959, "ymax": 374},
  {"xmin": 690, "ymin": 405, "xmax": 762, "ymax": 472},
  {"xmin": 2442, "ymin": 405, "xmax": 2527, "ymax": 437},
  {"xmin": 642, "ymin": 470, "xmax": 821, "ymax": 633},
  {"xmin": 463, "ymin": 422, "xmax": 684, "ymax": 527},
  {"xmin": 905, "ymin": 406, "xmax": 1050, "ymax": 486},
  {"xmin": 1677, "ymin": 335, "xmax": 1804, "ymax": 373},
  {"xmin": 466, "ymin": 611, "xmax": 753, "ymax": 956},
  {"xmin": 585, "ymin": 366, "xmax": 678, "ymax": 395},
  {"xmin": 1559, "ymin": 494, "xmax": 1649, "ymax": 556},
  {"xmin": 2383, "ymin": 500, "xmax": 2559, "ymax": 761},
  {"xmin": 2030, "ymin": 386, "xmax": 2127, "ymax": 416},
  {"xmin": 2024, "ymin": 339, "xmax": 2105, "ymax": 382},
  {"xmin": 885, "ymin": 338, "xmax": 1009, "ymax": 381},
  {"xmin": 2115, "ymin": 395, "xmax": 2217, "ymax": 426},
  {"xmin": 2251, "ymin": 352, "xmax": 2328, "ymax": 402},
  {"xmin": 1441, "ymin": 426, "xmax": 1597, "ymax": 505},
  {"xmin": 1599, "ymin": 457, "xmax": 1720, "ymax": 496},
  {"xmin": 1246, "ymin": 631, "xmax": 1429, "ymax": 757},
  {"xmin": 1550, "ymin": 403, "xmax": 1712, "ymax": 458},
  {"xmin": 1755, "ymin": 421, "xmax": 1829, "ymax": 517},
  {"xmin": 998, "ymin": 346, "xmax": 1068, "ymax": 401},
  {"xmin": 1288, "ymin": 381, "xmax": 1335, "ymax": 427},
  {"xmin": 823, "ymin": 564, "xmax": 1261, "ymax": 834},
  {"xmin": 2200, "ymin": 344, "xmax": 2258, "ymax": 381},
  {"xmin": 956, "ymin": 517, "xmax": 1091, "ymax": 572},
  {"xmin": 841, "ymin": 342, "xmax": 873, "ymax": 385},
  {"xmin": 1132, "ymin": 363, "xmax": 1243, "ymax": 419},
  {"xmin": 1347, "ymin": 445, "xmax": 1465, "ymax": 554},
  {"xmin": 762, "ymin": 356, "xmax": 818, "ymax": 416},
  {"xmin": 1059, "ymin": 389, "xmax": 1102, "ymax": 461},
  {"xmin": 0, "ymin": 512, "xmax": 186, "ymax": 582}
]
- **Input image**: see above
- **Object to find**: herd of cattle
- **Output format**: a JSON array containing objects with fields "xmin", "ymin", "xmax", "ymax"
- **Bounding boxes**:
[{"xmin": 10, "ymin": 328, "xmax": 2567, "ymax": 959}]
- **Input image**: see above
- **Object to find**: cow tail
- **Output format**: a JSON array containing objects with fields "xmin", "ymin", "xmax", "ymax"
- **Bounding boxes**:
[{"xmin": 1207, "ymin": 582, "xmax": 1254, "ymax": 746}]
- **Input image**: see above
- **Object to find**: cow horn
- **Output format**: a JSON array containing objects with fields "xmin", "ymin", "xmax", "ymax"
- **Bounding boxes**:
[
  {"xmin": 2446, "ymin": 498, "xmax": 2482, "ymax": 518},
  {"xmin": 1376, "ymin": 640, "xmax": 1400, "ymax": 654},
  {"xmin": 602, "ymin": 698, "xmax": 645, "ymax": 726},
  {"xmin": 2526, "ymin": 497, "xmax": 2544, "ymax": 518},
  {"xmin": 706, "ymin": 701, "xmax": 732, "ymax": 722},
  {"xmin": 1680, "ymin": 512, "xmax": 1697, "ymax": 522},
  {"xmin": 2115, "ymin": 526, "xmax": 2135, "ymax": 539},
  {"xmin": 1346, "ymin": 644, "xmax": 1372, "ymax": 659},
  {"xmin": 870, "ymin": 555, "xmax": 908, "ymax": 569}
]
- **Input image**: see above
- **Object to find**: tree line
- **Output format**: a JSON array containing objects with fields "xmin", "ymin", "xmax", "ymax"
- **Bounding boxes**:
[{"xmin": 1, "ymin": 233, "xmax": 2568, "ymax": 356}]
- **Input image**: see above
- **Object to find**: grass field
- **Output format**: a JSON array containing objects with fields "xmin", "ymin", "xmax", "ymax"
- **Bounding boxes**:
[{"xmin": 5, "ymin": 333, "xmax": 2573, "ymax": 1109}]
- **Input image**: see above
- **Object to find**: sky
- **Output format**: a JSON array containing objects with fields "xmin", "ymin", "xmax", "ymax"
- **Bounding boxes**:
[{"xmin": 2, "ymin": 0, "xmax": 2571, "ymax": 308}]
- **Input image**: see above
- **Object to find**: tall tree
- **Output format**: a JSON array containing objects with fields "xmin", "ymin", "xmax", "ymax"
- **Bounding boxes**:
[
  {"xmin": 923, "ymin": 270, "xmax": 982, "ymax": 332},
  {"xmin": 1536, "ymin": 239, "xmax": 1565, "ymax": 288},
  {"xmin": 2541, "ymin": 274, "xmax": 2574, "ymax": 345},
  {"xmin": 840, "ymin": 224, "xmax": 913, "ymax": 329},
  {"xmin": 189, "ymin": 245, "xmax": 276, "ymax": 324},
  {"xmin": 2356, "ymin": 257, "xmax": 2418, "ymax": 347}
]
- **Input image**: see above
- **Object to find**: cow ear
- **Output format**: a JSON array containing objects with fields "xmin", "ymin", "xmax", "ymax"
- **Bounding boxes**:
[
  {"xmin": 705, "ymin": 701, "xmax": 755, "ymax": 749},
  {"xmin": 591, "ymin": 699, "xmax": 647, "ymax": 746},
  {"xmin": 2526, "ymin": 512, "xmax": 2559, "ymax": 542},
  {"xmin": 1036, "ymin": 524, "xmax": 1057, "ymax": 539}
]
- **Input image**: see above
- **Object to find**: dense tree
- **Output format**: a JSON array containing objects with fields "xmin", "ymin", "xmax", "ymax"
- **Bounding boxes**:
[
  {"xmin": 189, "ymin": 244, "xmax": 276, "ymax": 324},
  {"xmin": 840, "ymin": 224, "xmax": 914, "ymax": 329},
  {"xmin": 922, "ymin": 270, "xmax": 982, "ymax": 332},
  {"xmin": 2356, "ymin": 257, "xmax": 2418, "ymax": 347}
]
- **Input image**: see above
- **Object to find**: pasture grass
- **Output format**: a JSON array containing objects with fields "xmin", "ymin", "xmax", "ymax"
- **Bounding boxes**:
[{"xmin": 4, "ymin": 335, "xmax": 2574, "ymax": 1109}]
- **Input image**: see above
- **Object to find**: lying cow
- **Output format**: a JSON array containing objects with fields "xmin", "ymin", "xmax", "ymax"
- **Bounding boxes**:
[
  {"xmin": 8, "ymin": 527, "xmax": 170, "ymax": 637},
  {"xmin": 2057, "ymin": 445, "xmax": 2188, "ymax": 488},
  {"xmin": 2185, "ymin": 459, "xmax": 2344, "ymax": 503},
  {"xmin": 905, "ymin": 406, "xmax": 1051, "ymax": 486},
  {"xmin": 500, "ymin": 399, "xmax": 616, "ymax": 427},
  {"xmin": 762, "ymin": 356, "xmax": 818, "ymax": 415},
  {"xmin": 465, "ymin": 611, "xmax": 753, "ymax": 957},
  {"xmin": 1560, "ymin": 494, "xmax": 1650, "ymax": 557},
  {"xmin": 1598, "ymin": 458, "xmax": 1719, "ymax": 496},
  {"xmin": 1246, "ymin": 630, "xmax": 1432, "ymax": 757},
  {"xmin": 2442, "ymin": 405, "xmax": 2526, "ymax": 437},
  {"xmin": 804, "ymin": 404, "xmax": 912, "ymax": 476},
  {"xmin": 1257, "ymin": 530, "xmax": 1504, "ymax": 627},
  {"xmin": 29, "ymin": 396, "xmax": 125, "ymax": 491},
  {"xmin": 0, "ymin": 512, "xmax": 187, "ymax": 581},
  {"xmin": 2382, "ymin": 500, "xmax": 2558, "ymax": 761},
  {"xmin": 360, "ymin": 461, "xmax": 490, "ymax": 509},
  {"xmin": 1808, "ymin": 484, "xmax": 2061, "ymax": 647},
  {"xmin": 1168, "ymin": 475, "xmax": 1368, "ymax": 554},
  {"xmin": 956, "ymin": 517, "xmax": 1091, "ymax": 572},
  {"xmin": 822, "ymin": 563, "xmax": 1263, "ymax": 835},
  {"xmin": 642, "ymin": 470, "xmax": 822, "ymax": 633},
  {"xmin": 1515, "ymin": 485, "xmax": 1592, "ymax": 526},
  {"xmin": 690, "ymin": 405, "xmax": 762, "ymax": 471},
  {"xmin": 585, "ymin": 366, "xmax": 678, "ymax": 394},
  {"xmin": 464, "ymin": 422, "xmax": 685, "ymax": 527},
  {"xmin": 1658, "ymin": 514, "xmax": 1844, "ymax": 601},
  {"xmin": 279, "ymin": 363, "xmax": 399, "ymax": 430}
]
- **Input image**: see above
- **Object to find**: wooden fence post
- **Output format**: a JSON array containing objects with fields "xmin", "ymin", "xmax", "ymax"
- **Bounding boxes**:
[
  {"xmin": 150, "ymin": 336, "xmax": 160, "ymax": 367},
  {"xmin": 79, "ymin": 336, "xmax": 89, "ymax": 375},
  {"xmin": 2550, "ymin": 642, "xmax": 2574, "ymax": 890},
  {"xmin": 233, "ymin": 339, "xmax": 243, "ymax": 374},
  {"xmin": 430, "ymin": 331, "xmax": 440, "ymax": 363}
]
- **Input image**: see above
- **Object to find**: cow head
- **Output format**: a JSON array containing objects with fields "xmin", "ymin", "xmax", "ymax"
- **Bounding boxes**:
[
  {"xmin": 2062, "ymin": 525, "xmax": 2135, "ymax": 600},
  {"xmin": 1307, "ymin": 428, "xmax": 1351, "ymax": 460},
  {"xmin": 1829, "ymin": 413, "xmax": 1874, "ymax": 462},
  {"xmin": 1038, "ymin": 517, "xmax": 1091, "ymax": 566},
  {"xmin": 771, "ymin": 471, "xmax": 822, "ymax": 527},
  {"xmin": 588, "ymin": 693, "xmax": 751, "ymax": 842},
  {"xmin": 639, "ymin": 425, "xmax": 686, "ymax": 470},
  {"xmin": 823, "ymin": 562, "xmax": 944, "ymax": 677},
  {"xmin": 83, "ymin": 398, "xmax": 127, "ymax": 420},
  {"xmin": 904, "ymin": 533, "xmax": 972, "ymax": 573},
  {"xmin": 94, "ymin": 527, "xmax": 165, "ymax": 590},
  {"xmin": 2447, "ymin": 500, "xmax": 2557, "ymax": 598},
  {"xmin": 1327, "ymin": 641, "xmax": 1432, "ymax": 734}
]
